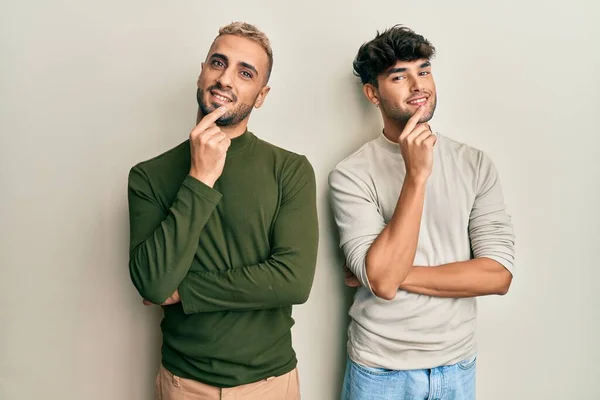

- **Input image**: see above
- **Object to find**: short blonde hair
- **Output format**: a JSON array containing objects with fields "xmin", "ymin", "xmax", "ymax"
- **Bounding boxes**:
[{"xmin": 217, "ymin": 22, "xmax": 273, "ymax": 82}]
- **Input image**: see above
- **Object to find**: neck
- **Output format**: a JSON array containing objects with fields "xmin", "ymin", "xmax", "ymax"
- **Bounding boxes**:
[
  {"xmin": 381, "ymin": 113, "xmax": 407, "ymax": 143},
  {"xmin": 195, "ymin": 108, "xmax": 249, "ymax": 139}
]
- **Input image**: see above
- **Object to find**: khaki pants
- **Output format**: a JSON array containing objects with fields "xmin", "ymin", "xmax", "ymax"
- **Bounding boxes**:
[{"xmin": 155, "ymin": 365, "xmax": 300, "ymax": 400}]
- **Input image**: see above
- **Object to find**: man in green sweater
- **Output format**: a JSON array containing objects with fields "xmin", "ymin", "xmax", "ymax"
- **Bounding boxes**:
[{"xmin": 127, "ymin": 22, "xmax": 318, "ymax": 399}]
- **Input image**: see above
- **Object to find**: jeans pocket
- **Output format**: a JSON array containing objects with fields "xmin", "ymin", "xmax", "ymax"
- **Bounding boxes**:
[
  {"xmin": 352, "ymin": 360, "xmax": 398, "ymax": 376},
  {"xmin": 457, "ymin": 354, "xmax": 477, "ymax": 370}
]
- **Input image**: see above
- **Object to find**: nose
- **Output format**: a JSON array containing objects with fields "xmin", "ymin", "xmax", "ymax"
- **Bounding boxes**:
[
  {"xmin": 408, "ymin": 75, "xmax": 424, "ymax": 93},
  {"xmin": 217, "ymin": 67, "xmax": 234, "ymax": 88}
]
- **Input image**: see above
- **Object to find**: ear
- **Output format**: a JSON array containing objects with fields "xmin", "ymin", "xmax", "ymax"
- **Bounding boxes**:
[
  {"xmin": 254, "ymin": 86, "xmax": 271, "ymax": 109},
  {"xmin": 197, "ymin": 64, "xmax": 204, "ymax": 87},
  {"xmin": 363, "ymin": 83, "xmax": 380, "ymax": 107}
]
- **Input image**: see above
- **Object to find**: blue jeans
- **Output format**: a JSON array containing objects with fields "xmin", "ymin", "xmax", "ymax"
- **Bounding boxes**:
[{"xmin": 341, "ymin": 356, "xmax": 477, "ymax": 400}]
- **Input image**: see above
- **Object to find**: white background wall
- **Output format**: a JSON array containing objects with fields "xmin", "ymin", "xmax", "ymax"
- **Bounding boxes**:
[{"xmin": 1, "ymin": 0, "xmax": 599, "ymax": 399}]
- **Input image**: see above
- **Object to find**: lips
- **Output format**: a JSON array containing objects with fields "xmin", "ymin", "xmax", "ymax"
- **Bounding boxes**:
[
  {"xmin": 210, "ymin": 90, "xmax": 233, "ymax": 103},
  {"xmin": 212, "ymin": 93, "xmax": 232, "ymax": 102},
  {"xmin": 407, "ymin": 96, "xmax": 428, "ymax": 106}
]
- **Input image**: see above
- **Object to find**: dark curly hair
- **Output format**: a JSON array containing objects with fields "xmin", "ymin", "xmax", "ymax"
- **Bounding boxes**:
[{"xmin": 353, "ymin": 25, "xmax": 436, "ymax": 87}]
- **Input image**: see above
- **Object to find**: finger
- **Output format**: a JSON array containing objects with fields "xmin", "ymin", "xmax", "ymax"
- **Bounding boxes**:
[
  {"xmin": 192, "ymin": 106, "xmax": 229, "ymax": 135},
  {"xmin": 400, "ymin": 106, "xmax": 427, "ymax": 140},
  {"xmin": 414, "ymin": 128, "xmax": 434, "ymax": 145},
  {"xmin": 192, "ymin": 124, "xmax": 221, "ymax": 141},
  {"xmin": 197, "ymin": 126, "xmax": 222, "ymax": 143},
  {"xmin": 344, "ymin": 266, "xmax": 359, "ymax": 279},
  {"xmin": 345, "ymin": 276, "xmax": 361, "ymax": 287},
  {"xmin": 206, "ymin": 131, "xmax": 227, "ymax": 144},
  {"xmin": 198, "ymin": 106, "xmax": 229, "ymax": 129},
  {"xmin": 405, "ymin": 123, "xmax": 430, "ymax": 142},
  {"xmin": 142, "ymin": 299, "xmax": 153, "ymax": 306},
  {"xmin": 218, "ymin": 137, "xmax": 232, "ymax": 150},
  {"xmin": 423, "ymin": 134, "xmax": 437, "ymax": 147}
]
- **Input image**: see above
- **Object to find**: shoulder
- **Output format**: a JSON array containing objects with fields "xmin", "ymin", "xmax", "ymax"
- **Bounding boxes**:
[
  {"xmin": 436, "ymin": 134, "xmax": 502, "ymax": 194},
  {"xmin": 438, "ymin": 134, "xmax": 485, "ymax": 160},
  {"xmin": 328, "ymin": 138, "xmax": 379, "ymax": 186},
  {"xmin": 437, "ymin": 134, "xmax": 497, "ymax": 172},
  {"xmin": 128, "ymin": 140, "xmax": 190, "ymax": 186},
  {"xmin": 130, "ymin": 140, "xmax": 189, "ymax": 174},
  {"xmin": 254, "ymin": 135, "xmax": 314, "ymax": 176}
]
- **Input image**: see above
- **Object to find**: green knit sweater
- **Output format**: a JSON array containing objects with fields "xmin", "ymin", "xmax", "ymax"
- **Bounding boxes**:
[{"xmin": 127, "ymin": 130, "xmax": 318, "ymax": 387}]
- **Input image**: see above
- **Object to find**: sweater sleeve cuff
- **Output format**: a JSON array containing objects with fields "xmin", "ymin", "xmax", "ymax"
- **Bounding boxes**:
[
  {"xmin": 481, "ymin": 255, "xmax": 514, "ymax": 276},
  {"xmin": 178, "ymin": 278, "xmax": 196, "ymax": 315},
  {"xmin": 181, "ymin": 175, "xmax": 222, "ymax": 204}
]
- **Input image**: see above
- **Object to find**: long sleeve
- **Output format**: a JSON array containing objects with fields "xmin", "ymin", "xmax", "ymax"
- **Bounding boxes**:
[
  {"xmin": 328, "ymin": 165, "xmax": 385, "ymax": 294},
  {"xmin": 178, "ymin": 156, "xmax": 318, "ymax": 314},
  {"xmin": 127, "ymin": 166, "xmax": 222, "ymax": 304},
  {"xmin": 469, "ymin": 152, "xmax": 515, "ymax": 274}
]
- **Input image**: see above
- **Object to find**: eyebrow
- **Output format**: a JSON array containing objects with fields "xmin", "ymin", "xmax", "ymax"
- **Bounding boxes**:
[
  {"xmin": 239, "ymin": 61, "xmax": 259, "ymax": 77},
  {"xmin": 387, "ymin": 61, "xmax": 431, "ymax": 75},
  {"xmin": 210, "ymin": 53, "xmax": 259, "ymax": 77}
]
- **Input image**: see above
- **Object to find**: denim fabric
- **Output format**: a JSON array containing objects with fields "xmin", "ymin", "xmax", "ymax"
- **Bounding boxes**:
[{"xmin": 341, "ymin": 355, "xmax": 476, "ymax": 400}]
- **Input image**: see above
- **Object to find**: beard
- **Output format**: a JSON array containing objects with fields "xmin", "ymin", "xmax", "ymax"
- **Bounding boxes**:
[
  {"xmin": 196, "ymin": 85, "xmax": 254, "ymax": 127},
  {"xmin": 381, "ymin": 94, "xmax": 438, "ymax": 124}
]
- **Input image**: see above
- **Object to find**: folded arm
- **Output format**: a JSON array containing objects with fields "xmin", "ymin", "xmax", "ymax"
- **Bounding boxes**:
[
  {"xmin": 127, "ymin": 167, "xmax": 221, "ymax": 304},
  {"xmin": 178, "ymin": 156, "xmax": 319, "ymax": 314},
  {"xmin": 338, "ymin": 152, "xmax": 515, "ymax": 299},
  {"xmin": 399, "ymin": 258, "xmax": 512, "ymax": 297},
  {"xmin": 400, "ymin": 152, "xmax": 515, "ymax": 297},
  {"xmin": 329, "ymin": 165, "xmax": 420, "ymax": 300}
]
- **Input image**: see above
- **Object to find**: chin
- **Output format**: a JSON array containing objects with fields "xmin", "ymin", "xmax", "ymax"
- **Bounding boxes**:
[
  {"xmin": 420, "ymin": 101, "xmax": 437, "ymax": 122},
  {"xmin": 208, "ymin": 102, "xmax": 221, "ymax": 111},
  {"xmin": 420, "ymin": 112, "xmax": 434, "ymax": 123}
]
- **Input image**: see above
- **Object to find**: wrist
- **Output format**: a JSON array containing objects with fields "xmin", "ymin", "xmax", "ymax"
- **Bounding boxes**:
[
  {"xmin": 399, "ymin": 268, "xmax": 414, "ymax": 286},
  {"xmin": 400, "ymin": 266, "xmax": 426, "ymax": 287},
  {"xmin": 189, "ymin": 170, "xmax": 216, "ymax": 188},
  {"xmin": 404, "ymin": 174, "xmax": 428, "ymax": 189}
]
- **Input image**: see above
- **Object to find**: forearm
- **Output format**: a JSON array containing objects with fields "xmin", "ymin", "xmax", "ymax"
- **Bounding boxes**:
[
  {"xmin": 399, "ymin": 257, "xmax": 513, "ymax": 298},
  {"xmin": 178, "ymin": 254, "xmax": 317, "ymax": 313},
  {"xmin": 179, "ymin": 156, "xmax": 319, "ymax": 314},
  {"xmin": 366, "ymin": 177, "xmax": 427, "ymax": 299},
  {"xmin": 128, "ymin": 174, "xmax": 221, "ymax": 304}
]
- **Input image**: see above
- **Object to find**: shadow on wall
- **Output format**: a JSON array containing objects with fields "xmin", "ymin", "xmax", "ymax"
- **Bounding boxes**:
[
  {"xmin": 325, "ymin": 73, "xmax": 380, "ymax": 397},
  {"xmin": 322, "ymin": 196, "xmax": 356, "ymax": 396},
  {"xmin": 121, "ymin": 181, "xmax": 165, "ymax": 394},
  {"xmin": 144, "ymin": 308, "xmax": 165, "ymax": 389}
]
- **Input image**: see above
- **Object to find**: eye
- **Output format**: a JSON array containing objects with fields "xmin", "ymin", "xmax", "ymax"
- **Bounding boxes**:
[
  {"xmin": 419, "ymin": 71, "xmax": 430, "ymax": 76},
  {"xmin": 211, "ymin": 60, "xmax": 225, "ymax": 68},
  {"xmin": 393, "ymin": 75, "xmax": 406, "ymax": 81},
  {"xmin": 240, "ymin": 70, "xmax": 253, "ymax": 79}
]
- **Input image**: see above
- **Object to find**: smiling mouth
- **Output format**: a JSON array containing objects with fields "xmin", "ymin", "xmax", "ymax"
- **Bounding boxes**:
[
  {"xmin": 210, "ymin": 91, "xmax": 233, "ymax": 103},
  {"xmin": 407, "ymin": 97, "xmax": 428, "ymax": 106}
]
